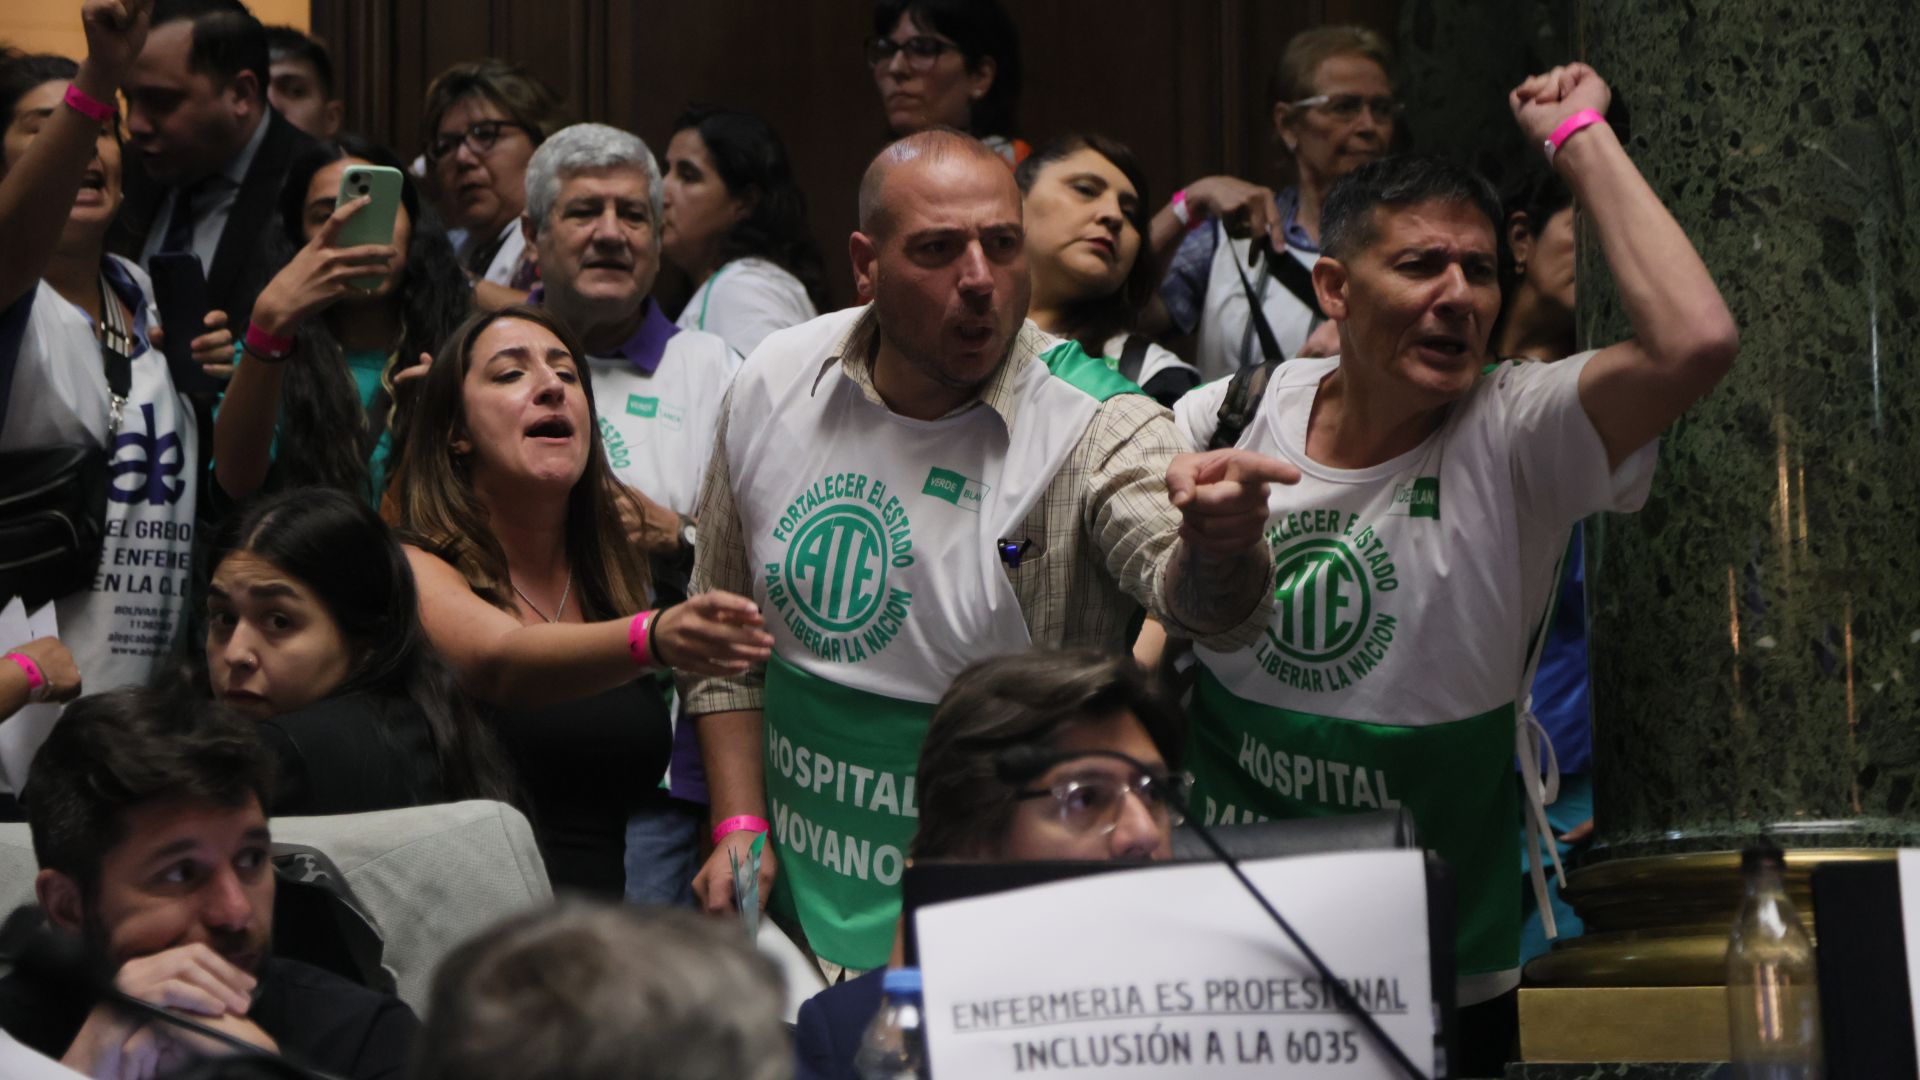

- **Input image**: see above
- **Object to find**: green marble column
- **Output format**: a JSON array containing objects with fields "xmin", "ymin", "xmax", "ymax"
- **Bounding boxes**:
[{"xmin": 1580, "ymin": 0, "xmax": 1920, "ymax": 859}]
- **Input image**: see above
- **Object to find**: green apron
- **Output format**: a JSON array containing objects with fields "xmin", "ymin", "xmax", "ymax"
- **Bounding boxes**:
[
  {"xmin": 764, "ymin": 655, "xmax": 933, "ymax": 970},
  {"xmin": 729, "ymin": 312, "xmax": 1127, "ymax": 970},
  {"xmin": 1187, "ymin": 667, "xmax": 1521, "ymax": 979}
]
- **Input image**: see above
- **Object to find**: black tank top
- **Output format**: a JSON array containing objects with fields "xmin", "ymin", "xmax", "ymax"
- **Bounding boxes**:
[{"xmin": 493, "ymin": 675, "xmax": 673, "ymax": 896}]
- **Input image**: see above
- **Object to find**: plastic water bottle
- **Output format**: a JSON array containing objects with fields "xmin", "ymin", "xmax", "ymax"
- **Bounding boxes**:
[
  {"xmin": 1726, "ymin": 842, "xmax": 1823, "ymax": 1079},
  {"xmin": 854, "ymin": 966, "xmax": 926, "ymax": 1080}
]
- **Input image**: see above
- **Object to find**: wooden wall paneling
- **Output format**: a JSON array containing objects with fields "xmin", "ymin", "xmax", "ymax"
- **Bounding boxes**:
[
  {"xmin": 308, "ymin": 0, "xmax": 393, "ymax": 150},
  {"xmin": 1216, "ymin": 0, "xmax": 1251, "ymax": 183},
  {"xmin": 579, "ymin": 0, "xmax": 612, "ymax": 125},
  {"xmin": 1235, "ymin": 0, "xmax": 1327, "ymax": 189},
  {"xmin": 492, "ymin": 0, "xmax": 592, "ymax": 127},
  {"xmin": 1010, "ymin": 1, "xmax": 1218, "ymax": 237},
  {"xmin": 599, "ymin": 0, "xmax": 639, "ymax": 134},
  {"xmin": 1168, "ymin": 2, "xmax": 1230, "ymax": 192},
  {"xmin": 404, "ymin": 0, "xmax": 497, "ymax": 151},
  {"xmin": 1325, "ymin": 0, "xmax": 1402, "ymax": 33},
  {"xmin": 611, "ymin": 3, "xmax": 887, "ymax": 308},
  {"xmin": 309, "ymin": 0, "xmax": 1401, "ymax": 307}
]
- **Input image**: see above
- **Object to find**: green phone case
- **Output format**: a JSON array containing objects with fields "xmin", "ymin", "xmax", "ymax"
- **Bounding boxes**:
[{"xmin": 335, "ymin": 164, "xmax": 404, "ymax": 292}]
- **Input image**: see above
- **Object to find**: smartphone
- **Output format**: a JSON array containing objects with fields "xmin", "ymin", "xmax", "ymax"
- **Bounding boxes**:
[
  {"xmin": 335, "ymin": 164, "xmax": 404, "ymax": 292},
  {"xmin": 147, "ymin": 252, "xmax": 224, "ymax": 394}
]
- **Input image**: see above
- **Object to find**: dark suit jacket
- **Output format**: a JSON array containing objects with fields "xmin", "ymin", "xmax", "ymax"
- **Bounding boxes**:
[
  {"xmin": 0, "ymin": 955, "xmax": 418, "ymax": 1079},
  {"xmin": 794, "ymin": 968, "xmax": 886, "ymax": 1080},
  {"xmin": 114, "ymin": 108, "xmax": 317, "ymax": 329}
]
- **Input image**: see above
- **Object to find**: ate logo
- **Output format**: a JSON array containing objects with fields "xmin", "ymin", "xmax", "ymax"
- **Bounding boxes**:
[
  {"xmin": 764, "ymin": 472, "xmax": 917, "ymax": 664},
  {"xmin": 1269, "ymin": 538, "xmax": 1373, "ymax": 663},
  {"xmin": 109, "ymin": 403, "xmax": 187, "ymax": 506},
  {"xmin": 1252, "ymin": 519, "xmax": 1401, "ymax": 692},
  {"xmin": 787, "ymin": 506, "xmax": 890, "ymax": 633}
]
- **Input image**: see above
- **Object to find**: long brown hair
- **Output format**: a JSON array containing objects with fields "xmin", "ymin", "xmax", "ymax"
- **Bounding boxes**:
[{"xmin": 383, "ymin": 305, "xmax": 650, "ymax": 619}]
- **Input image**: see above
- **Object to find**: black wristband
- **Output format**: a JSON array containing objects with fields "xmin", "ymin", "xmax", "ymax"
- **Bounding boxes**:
[
  {"xmin": 241, "ymin": 341, "xmax": 289, "ymax": 365},
  {"xmin": 649, "ymin": 603, "xmax": 679, "ymax": 668}
]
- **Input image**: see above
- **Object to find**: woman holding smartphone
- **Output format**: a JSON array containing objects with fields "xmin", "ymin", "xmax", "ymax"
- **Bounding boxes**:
[{"xmin": 215, "ymin": 136, "xmax": 473, "ymax": 505}]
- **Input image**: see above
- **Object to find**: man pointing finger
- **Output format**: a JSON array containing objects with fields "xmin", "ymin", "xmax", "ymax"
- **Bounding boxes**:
[
  {"xmin": 1174, "ymin": 62, "xmax": 1738, "ymax": 1052},
  {"xmin": 684, "ymin": 129, "xmax": 1284, "ymax": 976}
]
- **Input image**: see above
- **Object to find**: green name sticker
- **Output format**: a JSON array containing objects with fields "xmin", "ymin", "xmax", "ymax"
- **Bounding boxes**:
[
  {"xmin": 626, "ymin": 395, "xmax": 659, "ymax": 419},
  {"xmin": 1408, "ymin": 476, "xmax": 1440, "ymax": 519},
  {"xmin": 922, "ymin": 467, "xmax": 990, "ymax": 513}
]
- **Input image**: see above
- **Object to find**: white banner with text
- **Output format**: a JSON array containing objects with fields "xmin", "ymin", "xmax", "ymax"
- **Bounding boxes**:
[{"xmin": 915, "ymin": 849, "xmax": 1437, "ymax": 1078}]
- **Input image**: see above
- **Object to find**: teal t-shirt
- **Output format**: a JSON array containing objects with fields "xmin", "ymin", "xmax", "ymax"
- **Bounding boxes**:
[
  {"xmin": 344, "ymin": 348, "xmax": 395, "ymax": 499},
  {"xmin": 216, "ymin": 347, "xmax": 395, "ymax": 506}
]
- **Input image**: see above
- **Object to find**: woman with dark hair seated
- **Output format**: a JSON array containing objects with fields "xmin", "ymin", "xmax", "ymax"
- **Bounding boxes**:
[
  {"xmin": 387, "ymin": 305, "xmax": 771, "ymax": 895},
  {"xmin": 1016, "ymin": 134, "xmax": 1201, "ymax": 408},
  {"xmin": 793, "ymin": 648, "xmax": 1185, "ymax": 1080},
  {"xmin": 663, "ymin": 105, "xmax": 826, "ymax": 357},
  {"xmin": 215, "ymin": 136, "xmax": 473, "ymax": 505},
  {"xmin": 867, "ymin": 0, "xmax": 1026, "ymax": 165},
  {"xmin": 203, "ymin": 487, "xmax": 517, "ymax": 814}
]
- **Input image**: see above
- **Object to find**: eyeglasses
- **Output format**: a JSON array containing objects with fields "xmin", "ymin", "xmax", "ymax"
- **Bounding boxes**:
[
  {"xmin": 1015, "ymin": 757, "xmax": 1188, "ymax": 836},
  {"xmin": 865, "ymin": 34, "xmax": 960, "ymax": 71},
  {"xmin": 1290, "ymin": 94, "xmax": 1404, "ymax": 123},
  {"xmin": 427, "ymin": 120, "xmax": 529, "ymax": 163}
]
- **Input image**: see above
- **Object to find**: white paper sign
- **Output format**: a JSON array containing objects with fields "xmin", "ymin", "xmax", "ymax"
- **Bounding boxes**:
[
  {"xmin": 1895, "ymin": 849, "xmax": 1920, "ymax": 1065},
  {"xmin": 0, "ymin": 1029, "xmax": 88, "ymax": 1079},
  {"xmin": 915, "ymin": 849, "xmax": 1436, "ymax": 1079},
  {"xmin": 0, "ymin": 597, "xmax": 62, "ymax": 795}
]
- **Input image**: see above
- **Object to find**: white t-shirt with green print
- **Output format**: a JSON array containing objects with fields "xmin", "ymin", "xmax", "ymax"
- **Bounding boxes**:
[{"xmin": 588, "ymin": 328, "xmax": 739, "ymax": 516}]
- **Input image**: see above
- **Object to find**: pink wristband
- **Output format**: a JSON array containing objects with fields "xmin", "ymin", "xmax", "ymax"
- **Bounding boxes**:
[
  {"xmin": 243, "ymin": 323, "xmax": 294, "ymax": 359},
  {"xmin": 63, "ymin": 84, "xmax": 114, "ymax": 124},
  {"xmin": 4, "ymin": 652, "xmax": 48, "ymax": 704},
  {"xmin": 1544, "ymin": 108, "xmax": 1606, "ymax": 163},
  {"xmin": 712, "ymin": 815, "xmax": 770, "ymax": 844},
  {"xmin": 628, "ymin": 610, "xmax": 657, "ymax": 668}
]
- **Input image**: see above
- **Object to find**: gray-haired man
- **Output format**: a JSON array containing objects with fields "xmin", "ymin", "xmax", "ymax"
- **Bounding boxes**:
[
  {"xmin": 523, "ymin": 122, "xmax": 739, "ymax": 536},
  {"xmin": 520, "ymin": 122, "xmax": 739, "ymax": 906}
]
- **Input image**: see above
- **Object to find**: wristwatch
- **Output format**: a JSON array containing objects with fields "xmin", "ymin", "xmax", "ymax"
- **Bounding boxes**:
[{"xmin": 678, "ymin": 513, "xmax": 697, "ymax": 551}]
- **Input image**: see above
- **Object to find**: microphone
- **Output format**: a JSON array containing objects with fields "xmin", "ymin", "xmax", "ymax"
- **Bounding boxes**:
[
  {"xmin": 994, "ymin": 746, "xmax": 1433, "ymax": 1079},
  {"xmin": 0, "ymin": 906, "xmax": 336, "ymax": 1080},
  {"xmin": 1161, "ymin": 794, "xmax": 1433, "ymax": 1080}
]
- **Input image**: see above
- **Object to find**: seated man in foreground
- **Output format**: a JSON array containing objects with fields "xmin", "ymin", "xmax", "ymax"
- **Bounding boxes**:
[{"xmin": 0, "ymin": 684, "xmax": 419, "ymax": 1079}]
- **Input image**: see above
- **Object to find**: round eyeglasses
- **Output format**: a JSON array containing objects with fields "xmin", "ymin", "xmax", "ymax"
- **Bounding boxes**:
[
  {"xmin": 427, "ymin": 119, "xmax": 529, "ymax": 164},
  {"xmin": 1013, "ymin": 752, "xmax": 1189, "ymax": 836},
  {"xmin": 1290, "ymin": 94, "xmax": 1405, "ymax": 123}
]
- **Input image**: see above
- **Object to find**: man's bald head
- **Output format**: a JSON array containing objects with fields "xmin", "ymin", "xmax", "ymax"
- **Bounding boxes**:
[
  {"xmin": 846, "ymin": 126, "xmax": 1029, "ymax": 419},
  {"xmin": 858, "ymin": 128, "xmax": 1011, "ymax": 240}
]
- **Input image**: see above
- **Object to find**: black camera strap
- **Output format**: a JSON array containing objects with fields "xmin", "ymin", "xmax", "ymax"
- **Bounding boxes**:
[
  {"xmin": 96, "ymin": 271, "xmax": 135, "ymax": 437},
  {"xmin": 1210, "ymin": 237, "xmax": 1328, "ymax": 451}
]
